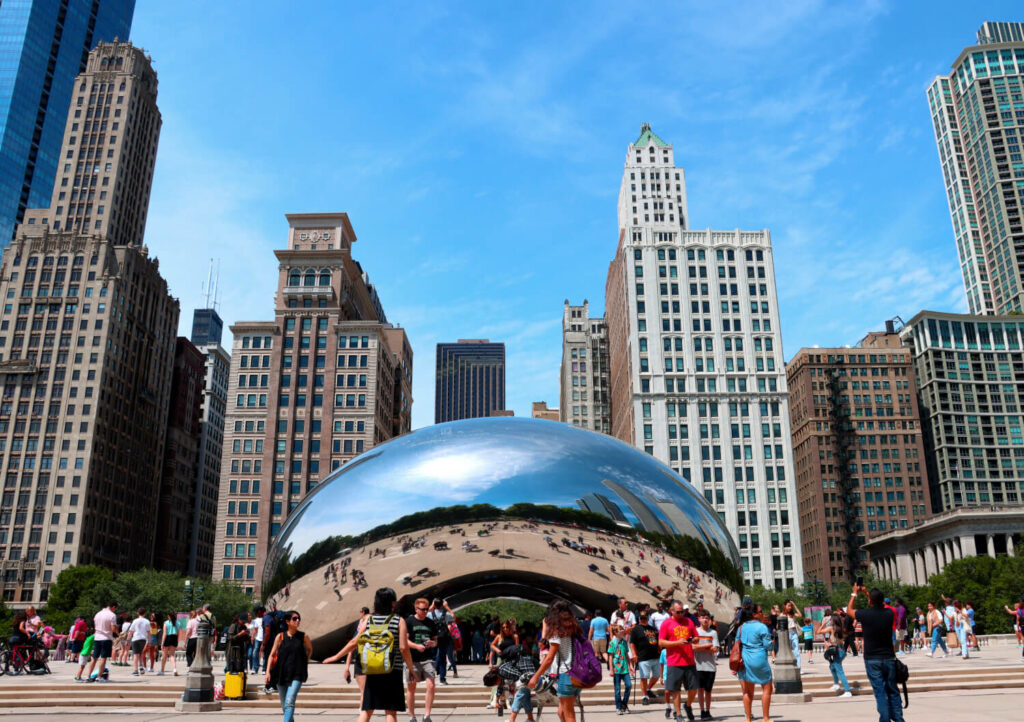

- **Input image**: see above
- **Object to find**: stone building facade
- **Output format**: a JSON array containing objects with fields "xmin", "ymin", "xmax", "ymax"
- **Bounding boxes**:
[
  {"xmin": 787, "ymin": 325, "xmax": 933, "ymax": 588},
  {"xmin": 560, "ymin": 300, "xmax": 610, "ymax": 433},
  {"xmin": 212, "ymin": 213, "xmax": 412, "ymax": 596},
  {"xmin": 0, "ymin": 42, "xmax": 177, "ymax": 607}
]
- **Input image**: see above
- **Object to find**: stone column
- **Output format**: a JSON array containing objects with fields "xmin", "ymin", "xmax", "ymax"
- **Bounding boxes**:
[
  {"xmin": 987, "ymin": 534, "xmax": 996, "ymax": 558},
  {"xmin": 1007, "ymin": 534, "xmax": 1015, "ymax": 558},
  {"xmin": 960, "ymin": 535, "xmax": 977, "ymax": 558},
  {"xmin": 931, "ymin": 544, "xmax": 941, "ymax": 575}
]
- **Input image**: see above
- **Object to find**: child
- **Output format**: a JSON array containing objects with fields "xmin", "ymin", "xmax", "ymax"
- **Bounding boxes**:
[
  {"xmin": 608, "ymin": 624, "xmax": 632, "ymax": 714},
  {"xmin": 505, "ymin": 644, "xmax": 540, "ymax": 722},
  {"xmin": 660, "ymin": 646, "xmax": 670, "ymax": 718},
  {"xmin": 75, "ymin": 632, "xmax": 95, "ymax": 682},
  {"xmin": 802, "ymin": 621, "xmax": 814, "ymax": 664},
  {"xmin": 694, "ymin": 611, "xmax": 719, "ymax": 720}
]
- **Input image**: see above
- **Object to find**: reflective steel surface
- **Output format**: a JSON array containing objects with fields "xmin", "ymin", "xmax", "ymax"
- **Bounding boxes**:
[{"xmin": 264, "ymin": 417, "xmax": 742, "ymax": 653}]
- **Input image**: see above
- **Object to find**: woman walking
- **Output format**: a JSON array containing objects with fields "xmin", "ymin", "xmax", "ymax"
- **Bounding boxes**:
[
  {"xmin": 925, "ymin": 602, "xmax": 948, "ymax": 657},
  {"xmin": 783, "ymin": 601, "xmax": 802, "ymax": 670},
  {"xmin": 265, "ymin": 611, "xmax": 313, "ymax": 722},
  {"xmin": 147, "ymin": 613, "xmax": 160, "ymax": 672},
  {"xmin": 736, "ymin": 604, "xmax": 773, "ymax": 722},
  {"xmin": 952, "ymin": 601, "xmax": 970, "ymax": 659},
  {"xmin": 332, "ymin": 587, "xmax": 414, "ymax": 722},
  {"xmin": 818, "ymin": 613, "xmax": 852, "ymax": 698},
  {"xmin": 159, "ymin": 612, "xmax": 179, "ymax": 676},
  {"xmin": 529, "ymin": 599, "xmax": 582, "ymax": 722}
]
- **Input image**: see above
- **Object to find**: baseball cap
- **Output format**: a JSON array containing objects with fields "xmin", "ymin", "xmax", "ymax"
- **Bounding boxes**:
[{"xmin": 683, "ymin": 604, "xmax": 690, "ymax": 610}]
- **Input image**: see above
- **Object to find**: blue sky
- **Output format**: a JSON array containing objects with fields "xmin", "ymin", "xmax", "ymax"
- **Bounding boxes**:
[{"xmin": 131, "ymin": 1, "xmax": 1020, "ymax": 430}]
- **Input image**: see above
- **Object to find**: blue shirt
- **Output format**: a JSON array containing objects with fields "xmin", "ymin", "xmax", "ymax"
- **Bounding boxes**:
[{"xmin": 590, "ymin": 616, "xmax": 609, "ymax": 640}]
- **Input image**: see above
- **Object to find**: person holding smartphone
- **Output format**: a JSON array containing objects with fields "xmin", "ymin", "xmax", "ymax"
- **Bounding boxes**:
[
  {"xmin": 847, "ymin": 584, "xmax": 905, "ymax": 722},
  {"xmin": 405, "ymin": 598, "xmax": 438, "ymax": 722}
]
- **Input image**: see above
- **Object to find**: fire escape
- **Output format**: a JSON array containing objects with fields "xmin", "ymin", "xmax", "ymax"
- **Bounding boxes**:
[{"xmin": 827, "ymin": 361, "xmax": 861, "ymax": 579}]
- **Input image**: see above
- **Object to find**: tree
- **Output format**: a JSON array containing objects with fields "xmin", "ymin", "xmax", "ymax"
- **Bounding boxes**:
[{"xmin": 44, "ymin": 565, "xmax": 114, "ymax": 631}]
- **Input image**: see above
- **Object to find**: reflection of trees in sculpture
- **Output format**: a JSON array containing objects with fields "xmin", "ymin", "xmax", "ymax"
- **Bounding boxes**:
[{"xmin": 265, "ymin": 503, "xmax": 744, "ymax": 600}]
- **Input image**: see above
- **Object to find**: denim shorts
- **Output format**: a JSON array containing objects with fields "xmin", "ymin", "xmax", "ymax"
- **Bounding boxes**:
[
  {"xmin": 556, "ymin": 672, "xmax": 580, "ymax": 698},
  {"xmin": 638, "ymin": 659, "xmax": 661, "ymax": 679},
  {"xmin": 511, "ymin": 687, "xmax": 533, "ymax": 713}
]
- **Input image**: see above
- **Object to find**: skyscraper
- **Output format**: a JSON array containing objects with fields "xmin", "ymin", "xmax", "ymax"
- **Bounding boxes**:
[
  {"xmin": 900, "ymin": 311, "xmax": 1024, "ymax": 511},
  {"xmin": 0, "ymin": 0, "xmax": 135, "ymax": 246},
  {"xmin": 212, "ymin": 213, "xmax": 412, "ymax": 595},
  {"xmin": 560, "ymin": 300, "xmax": 610, "ymax": 433},
  {"xmin": 434, "ymin": 340, "xmax": 505, "ymax": 422},
  {"xmin": 0, "ymin": 42, "xmax": 177, "ymax": 606},
  {"xmin": 604, "ymin": 124, "xmax": 802, "ymax": 589},
  {"xmin": 191, "ymin": 308, "xmax": 224, "ymax": 347},
  {"xmin": 786, "ymin": 323, "xmax": 932, "ymax": 588},
  {"xmin": 928, "ymin": 22, "xmax": 1024, "ymax": 314}
]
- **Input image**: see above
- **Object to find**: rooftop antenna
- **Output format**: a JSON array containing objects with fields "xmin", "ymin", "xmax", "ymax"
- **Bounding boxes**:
[{"xmin": 212, "ymin": 259, "xmax": 221, "ymax": 312}]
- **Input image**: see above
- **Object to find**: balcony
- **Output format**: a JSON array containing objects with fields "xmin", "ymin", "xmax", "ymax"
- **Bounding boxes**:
[{"xmin": 283, "ymin": 286, "xmax": 333, "ymax": 297}]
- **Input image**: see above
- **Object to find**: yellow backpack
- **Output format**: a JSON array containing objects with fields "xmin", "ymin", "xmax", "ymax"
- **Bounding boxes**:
[{"xmin": 359, "ymin": 615, "xmax": 395, "ymax": 675}]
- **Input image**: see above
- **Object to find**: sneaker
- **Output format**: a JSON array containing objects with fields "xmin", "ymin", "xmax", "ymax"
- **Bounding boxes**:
[
  {"xmin": 139, "ymin": 668, "xmax": 145, "ymax": 675},
  {"xmin": 840, "ymin": 691, "xmax": 853, "ymax": 698},
  {"xmin": 684, "ymin": 703, "xmax": 695, "ymax": 722},
  {"xmin": 424, "ymin": 717, "xmax": 433, "ymax": 722},
  {"xmin": 410, "ymin": 716, "xmax": 418, "ymax": 722},
  {"xmin": 828, "ymin": 684, "xmax": 839, "ymax": 691},
  {"xmin": 617, "ymin": 710, "xmax": 624, "ymax": 716},
  {"xmin": 674, "ymin": 715, "xmax": 685, "ymax": 722},
  {"xmin": 700, "ymin": 713, "xmax": 712, "ymax": 720},
  {"xmin": 807, "ymin": 659, "xmax": 814, "ymax": 664},
  {"xmin": 925, "ymin": 652, "xmax": 933, "ymax": 657},
  {"xmin": 96, "ymin": 677, "xmax": 110, "ymax": 683},
  {"xmin": 439, "ymin": 679, "xmax": 449, "ymax": 685},
  {"xmin": 624, "ymin": 709, "xmax": 631, "ymax": 715},
  {"xmin": 74, "ymin": 676, "xmax": 82, "ymax": 682},
  {"xmin": 174, "ymin": 670, "xmax": 179, "ymax": 676},
  {"xmin": 665, "ymin": 707, "xmax": 672, "ymax": 719},
  {"xmin": 85, "ymin": 677, "xmax": 95, "ymax": 683},
  {"xmin": 131, "ymin": 670, "xmax": 139, "ymax": 676},
  {"xmin": 642, "ymin": 696, "xmax": 650, "ymax": 706},
  {"xmin": 156, "ymin": 671, "xmax": 164, "ymax": 676},
  {"xmin": 941, "ymin": 653, "xmax": 948, "ymax": 658}
]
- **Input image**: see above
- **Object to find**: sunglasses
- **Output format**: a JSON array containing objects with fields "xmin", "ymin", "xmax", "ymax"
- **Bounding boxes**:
[
  {"xmin": 416, "ymin": 606, "xmax": 429, "ymax": 611},
  {"xmin": 289, "ymin": 617, "xmax": 301, "ymax": 622}
]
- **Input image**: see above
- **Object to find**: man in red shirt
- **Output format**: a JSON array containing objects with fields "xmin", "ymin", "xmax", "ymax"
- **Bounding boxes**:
[{"xmin": 659, "ymin": 600, "xmax": 699, "ymax": 722}]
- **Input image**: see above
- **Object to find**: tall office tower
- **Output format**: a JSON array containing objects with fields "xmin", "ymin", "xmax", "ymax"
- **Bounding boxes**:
[
  {"xmin": 213, "ymin": 213, "xmax": 412, "ymax": 595},
  {"xmin": 189, "ymin": 314, "xmax": 229, "ymax": 577},
  {"xmin": 928, "ymin": 22, "xmax": 1024, "ymax": 315},
  {"xmin": 560, "ymin": 300, "xmax": 610, "ymax": 433},
  {"xmin": 0, "ymin": 42, "xmax": 175, "ymax": 606},
  {"xmin": 900, "ymin": 311, "xmax": 1024, "ymax": 512},
  {"xmin": 787, "ymin": 323, "xmax": 933, "ymax": 588},
  {"xmin": 434, "ymin": 340, "xmax": 505, "ymax": 422},
  {"xmin": 191, "ymin": 307, "xmax": 223, "ymax": 347},
  {"xmin": 604, "ymin": 124, "xmax": 802, "ymax": 589},
  {"xmin": 0, "ymin": 1, "xmax": 135, "ymax": 247},
  {"xmin": 154, "ymin": 337, "xmax": 204, "ymax": 573}
]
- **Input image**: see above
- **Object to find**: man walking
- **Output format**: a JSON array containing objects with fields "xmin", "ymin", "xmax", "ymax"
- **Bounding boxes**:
[
  {"xmin": 659, "ymin": 601, "xmax": 699, "ymax": 722},
  {"xmin": 650, "ymin": 602, "xmax": 670, "ymax": 632},
  {"xmin": 84, "ymin": 601, "xmax": 117, "ymax": 683},
  {"xmin": 629, "ymin": 610, "xmax": 661, "ymax": 704},
  {"xmin": 407, "ymin": 597, "xmax": 438, "ymax": 722},
  {"xmin": 848, "ymin": 585, "xmax": 905, "ymax": 722},
  {"xmin": 128, "ymin": 608, "xmax": 150, "ymax": 676},
  {"xmin": 589, "ymin": 608, "xmax": 610, "ymax": 661},
  {"xmin": 611, "ymin": 597, "xmax": 637, "ymax": 635},
  {"xmin": 428, "ymin": 598, "xmax": 455, "ymax": 685}
]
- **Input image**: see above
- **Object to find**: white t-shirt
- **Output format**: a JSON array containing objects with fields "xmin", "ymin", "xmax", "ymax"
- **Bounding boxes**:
[
  {"xmin": 548, "ymin": 635, "xmax": 574, "ymax": 674},
  {"xmin": 130, "ymin": 617, "xmax": 151, "ymax": 642},
  {"xmin": 610, "ymin": 610, "xmax": 636, "ymax": 630},
  {"xmin": 253, "ymin": 616, "xmax": 264, "ymax": 642},
  {"xmin": 94, "ymin": 608, "xmax": 117, "ymax": 641},
  {"xmin": 649, "ymin": 611, "xmax": 669, "ymax": 631}
]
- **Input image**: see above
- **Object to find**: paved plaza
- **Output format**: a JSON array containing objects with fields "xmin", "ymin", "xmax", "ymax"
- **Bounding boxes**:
[{"xmin": 1, "ymin": 640, "xmax": 1020, "ymax": 720}]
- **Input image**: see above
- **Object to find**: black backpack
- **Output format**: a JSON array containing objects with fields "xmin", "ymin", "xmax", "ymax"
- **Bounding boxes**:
[{"xmin": 893, "ymin": 657, "xmax": 910, "ymax": 708}]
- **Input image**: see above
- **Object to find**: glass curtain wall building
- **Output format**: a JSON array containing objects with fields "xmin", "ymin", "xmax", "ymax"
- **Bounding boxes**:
[
  {"xmin": 435, "ymin": 339, "xmax": 506, "ymax": 422},
  {"xmin": 0, "ymin": 0, "xmax": 134, "ymax": 247}
]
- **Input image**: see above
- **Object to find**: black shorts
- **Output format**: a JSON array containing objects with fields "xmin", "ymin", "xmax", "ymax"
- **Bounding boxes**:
[
  {"xmin": 697, "ymin": 670, "xmax": 716, "ymax": 692},
  {"xmin": 163, "ymin": 635, "xmax": 178, "ymax": 648},
  {"xmin": 131, "ymin": 639, "xmax": 146, "ymax": 655},
  {"xmin": 803, "ymin": 639, "xmax": 813, "ymax": 651},
  {"xmin": 94, "ymin": 639, "xmax": 113, "ymax": 659},
  {"xmin": 70, "ymin": 640, "xmax": 84, "ymax": 654},
  {"xmin": 665, "ymin": 665, "xmax": 699, "ymax": 692}
]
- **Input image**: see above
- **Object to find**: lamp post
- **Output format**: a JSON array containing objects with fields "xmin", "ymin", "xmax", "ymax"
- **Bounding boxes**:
[{"xmin": 773, "ymin": 615, "xmax": 811, "ymax": 702}]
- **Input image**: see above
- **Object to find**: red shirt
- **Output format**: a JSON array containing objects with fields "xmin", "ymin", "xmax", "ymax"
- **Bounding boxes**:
[
  {"xmin": 72, "ymin": 620, "xmax": 87, "ymax": 642},
  {"xmin": 884, "ymin": 605, "xmax": 898, "ymax": 630},
  {"xmin": 659, "ymin": 615, "xmax": 697, "ymax": 667}
]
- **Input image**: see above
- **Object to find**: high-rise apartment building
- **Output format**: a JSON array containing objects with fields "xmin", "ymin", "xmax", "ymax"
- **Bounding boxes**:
[
  {"xmin": 787, "ymin": 324, "xmax": 932, "ymax": 587},
  {"xmin": 154, "ymin": 337, "xmax": 204, "ymax": 573},
  {"xmin": 0, "ymin": 42, "xmax": 176, "ymax": 606},
  {"xmin": 560, "ymin": 300, "xmax": 610, "ymax": 433},
  {"xmin": 928, "ymin": 22, "xmax": 1024, "ymax": 314},
  {"xmin": 213, "ymin": 213, "xmax": 412, "ymax": 595},
  {"xmin": 190, "ymin": 310, "xmax": 229, "ymax": 577},
  {"xmin": 900, "ymin": 311, "xmax": 1024, "ymax": 512},
  {"xmin": 604, "ymin": 124, "xmax": 801, "ymax": 589},
  {"xmin": 434, "ymin": 340, "xmax": 505, "ymax": 423},
  {"xmin": 0, "ymin": 1, "xmax": 135, "ymax": 246}
]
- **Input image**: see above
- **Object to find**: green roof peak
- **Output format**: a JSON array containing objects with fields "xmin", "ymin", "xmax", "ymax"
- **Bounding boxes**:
[{"xmin": 635, "ymin": 122, "xmax": 668, "ymax": 148}]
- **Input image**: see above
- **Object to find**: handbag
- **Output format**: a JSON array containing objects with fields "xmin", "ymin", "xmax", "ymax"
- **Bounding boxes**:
[{"xmin": 728, "ymin": 624, "xmax": 744, "ymax": 674}]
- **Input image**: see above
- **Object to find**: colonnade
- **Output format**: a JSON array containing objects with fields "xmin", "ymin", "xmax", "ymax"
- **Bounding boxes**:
[{"xmin": 872, "ymin": 532, "xmax": 1017, "ymax": 583}]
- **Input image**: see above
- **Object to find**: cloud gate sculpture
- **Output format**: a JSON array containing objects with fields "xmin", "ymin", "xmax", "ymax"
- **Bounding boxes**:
[{"xmin": 264, "ymin": 417, "xmax": 742, "ymax": 655}]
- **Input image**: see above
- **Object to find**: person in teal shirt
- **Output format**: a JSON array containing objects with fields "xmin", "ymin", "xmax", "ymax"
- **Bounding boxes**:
[
  {"xmin": 802, "ymin": 622, "xmax": 815, "ymax": 665},
  {"xmin": 607, "ymin": 624, "xmax": 632, "ymax": 714},
  {"xmin": 588, "ymin": 610, "xmax": 610, "ymax": 661},
  {"xmin": 737, "ymin": 605, "xmax": 774, "ymax": 722}
]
